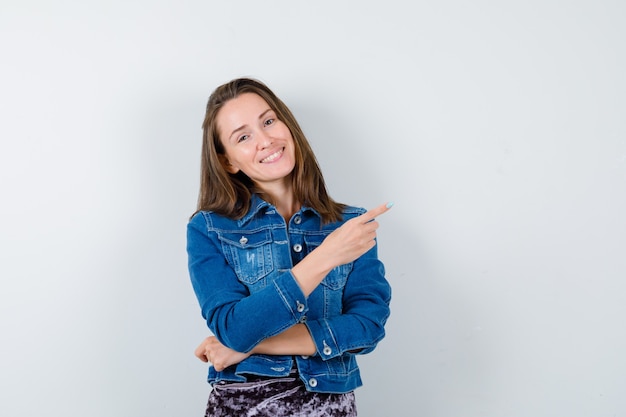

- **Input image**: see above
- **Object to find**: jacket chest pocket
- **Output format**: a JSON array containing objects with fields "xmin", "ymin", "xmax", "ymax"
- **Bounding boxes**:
[
  {"xmin": 321, "ymin": 263, "xmax": 352, "ymax": 290},
  {"xmin": 218, "ymin": 230, "xmax": 274, "ymax": 287},
  {"xmin": 319, "ymin": 263, "xmax": 352, "ymax": 317}
]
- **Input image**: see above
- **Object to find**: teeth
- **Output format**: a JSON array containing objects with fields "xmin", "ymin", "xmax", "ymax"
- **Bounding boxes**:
[{"xmin": 261, "ymin": 149, "xmax": 283, "ymax": 163}]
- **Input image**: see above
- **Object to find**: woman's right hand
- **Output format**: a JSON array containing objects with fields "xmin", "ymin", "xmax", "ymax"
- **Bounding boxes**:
[
  {"xmin": 292, "ymin": 202, "xmax": 392, "ymax": 296},
  {"xmin": 319, "ymin": 202, "xmax": 392, "ymax": 266}
]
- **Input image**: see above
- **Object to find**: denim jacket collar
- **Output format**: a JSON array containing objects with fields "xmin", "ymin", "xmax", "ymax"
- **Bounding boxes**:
[
  {"xmin": 237, "ymin": 195, "xmax": 271, "ymax": 226},
  {"xmin": 238, "ymin": 194, "xmax": 322, "ymax": 227}
]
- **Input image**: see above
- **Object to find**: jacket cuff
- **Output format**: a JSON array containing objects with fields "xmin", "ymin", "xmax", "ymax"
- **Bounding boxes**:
[
  {"xmin": 272, "ymin": 270, "xmax": 309, "ymax": 323},
  {"xmin": 305, "ymin": 318, "xmax": 341, "ymax": 360}
]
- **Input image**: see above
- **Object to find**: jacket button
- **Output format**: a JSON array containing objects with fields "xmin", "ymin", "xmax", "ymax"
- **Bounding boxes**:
[
  {"xmin": 308, "ymin": 378, "xmax": 318, "ymax": 387},
  {"xmin": 296, "ymin": 302, "xmax": 305, "ymax": 313},
  {"xmin": 323, "ymin": 346, "xmax": 332, "ymax": 356},
  {"xmin": 301, "ymin": 355, "xmax": 309, "ymax": 359},
  {"xmin": 239, "ymin": 236, "xmax": 248, "ymax": 245},
  {"xmin": 293, "ymin": 244, "xmax": 302, "ymax": 253},
  {"xmin": 294, "ymin": 216, "xmax": 302, "ymax": 224}
]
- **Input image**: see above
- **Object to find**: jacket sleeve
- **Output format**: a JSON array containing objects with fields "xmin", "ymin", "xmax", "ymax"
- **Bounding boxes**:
[
  {"xmin": 187, "ymin": 213, "xmax": 308, "ymax": 353},
  {"xmin": 304, "ymin": 241, "xmax": 392, "ymax": 360}
]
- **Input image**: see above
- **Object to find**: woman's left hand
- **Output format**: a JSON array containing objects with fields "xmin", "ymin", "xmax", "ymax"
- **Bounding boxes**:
[{"xmin": 194, "ymin": 336, "xmax": 250, "ymax": 371}]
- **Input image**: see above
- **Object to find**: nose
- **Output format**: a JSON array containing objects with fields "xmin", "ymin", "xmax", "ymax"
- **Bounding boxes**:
[{"xmin": 257, "ymin": 131, "xmax": 273, "ymax": 149}]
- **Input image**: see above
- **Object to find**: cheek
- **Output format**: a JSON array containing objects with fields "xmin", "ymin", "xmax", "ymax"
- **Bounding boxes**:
[
  {"xmin": 281, "ymin": 129, "xmax": 295, "ymax": 146},
  {"xmin": 229, "ymin": 146, "xmax": 256, "ymax": 166}
]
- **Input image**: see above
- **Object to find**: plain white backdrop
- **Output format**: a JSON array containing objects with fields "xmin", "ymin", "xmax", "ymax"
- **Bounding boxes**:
[{"xmin": 1, "ymin": 1, "xmax": 625, "ymax": 416}]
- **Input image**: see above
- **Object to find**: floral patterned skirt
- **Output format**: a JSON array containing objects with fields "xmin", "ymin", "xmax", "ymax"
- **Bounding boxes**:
[{"xmin": 204, "ymin": 369, "xmax": 357, "ymax": 417}]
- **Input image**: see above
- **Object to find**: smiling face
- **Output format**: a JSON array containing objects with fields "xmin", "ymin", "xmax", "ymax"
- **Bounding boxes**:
[{"xmin": 216, "ymin": 92, "xmax": 297, "ymax": 194}]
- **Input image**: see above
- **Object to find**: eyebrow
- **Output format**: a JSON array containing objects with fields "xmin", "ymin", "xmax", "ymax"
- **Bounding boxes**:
[{"xmin": 228, "ymin": 108, "xmax": 274, "ymax": 140}]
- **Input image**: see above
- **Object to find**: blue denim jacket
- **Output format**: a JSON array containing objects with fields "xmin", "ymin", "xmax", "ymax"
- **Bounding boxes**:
[{"xmin": 187, "ymin": 194, "xmax": 391, "ymax": 393}]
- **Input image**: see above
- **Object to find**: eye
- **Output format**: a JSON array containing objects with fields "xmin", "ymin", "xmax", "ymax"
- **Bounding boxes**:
[
  {"xmin": 237, "ymin": 134, "xmax": 250, "ymax": 143},
  {"xmin": 264, "ymin": 118, "xmax": 275, "ymax": 127}
]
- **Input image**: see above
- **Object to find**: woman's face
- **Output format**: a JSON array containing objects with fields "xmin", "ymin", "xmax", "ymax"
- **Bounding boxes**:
[{"xmin": 216, "ymin": 93, "xmax": 296, "ymax": 191}]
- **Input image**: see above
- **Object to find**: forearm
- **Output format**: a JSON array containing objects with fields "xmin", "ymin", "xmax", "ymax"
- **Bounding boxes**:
[
  {"xmin": 251, "ymin": 324, "xmax": 316, "ymax": 356},
  {"xmin": 291, "ymin": 248, "xmax": 335, "ymax": 297}
]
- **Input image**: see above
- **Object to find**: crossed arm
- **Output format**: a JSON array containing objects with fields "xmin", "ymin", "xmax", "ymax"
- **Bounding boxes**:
[{"xmin": 195, "ymin": 323, "xmax": 316, "ymax": 371}]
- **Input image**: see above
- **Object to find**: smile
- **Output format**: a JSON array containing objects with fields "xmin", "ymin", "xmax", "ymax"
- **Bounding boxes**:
[{"xmin": 260, "ymin": 148, "xmax": 284, "ymax": 163}]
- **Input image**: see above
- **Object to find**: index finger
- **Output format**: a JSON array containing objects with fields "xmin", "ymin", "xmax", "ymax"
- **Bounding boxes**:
[{"xmin": 359, "ymin": 202, "xmax": 394, "ymax": 223}]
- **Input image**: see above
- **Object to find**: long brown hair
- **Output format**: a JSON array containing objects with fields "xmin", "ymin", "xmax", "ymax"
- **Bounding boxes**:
[{"xmin": 195, "ymin": 77, "xmax": 345, "ymax": 223}]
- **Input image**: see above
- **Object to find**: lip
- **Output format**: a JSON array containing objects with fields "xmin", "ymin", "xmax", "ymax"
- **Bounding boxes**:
[{"xmin": 259, "ymin": 147, "xmax": 285, "ymax": 163}]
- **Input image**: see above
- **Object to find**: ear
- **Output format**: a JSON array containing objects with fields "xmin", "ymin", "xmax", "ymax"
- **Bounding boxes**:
[{"xmin": 218, "ymin": 154, "xmax": 239, "ymax": 174}]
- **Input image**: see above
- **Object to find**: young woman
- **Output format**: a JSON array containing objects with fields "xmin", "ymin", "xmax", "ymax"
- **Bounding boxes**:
[{"xmin": 187, "ymin": 77, "xmax": 392, "ymax": 416}]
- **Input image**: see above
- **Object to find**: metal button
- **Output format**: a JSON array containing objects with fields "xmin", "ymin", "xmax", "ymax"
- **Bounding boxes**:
[
  {"xmin": 293, "ymin": 216, "xmax": 302, "ymax": 225},
  {"xmin": 293, "ymin": 243, "xmax": 302, "ymax": 253},
  {"xmin": 301, "ymin": 355, "xmax": 309, "ymax": 360},
  {"xmin": 296, "ymin": 302, "xmax": 305, "ymax": 313},
  {"xmin": 299, "ymin": 315, "xmax": 307, "ymax": 323},
  {"xmin": 323, "ymin": 346, "xmax": 332, "ymax": 355},
  {"xmin": 239, "ymin": 236, "xmax": 248, "ymax": 245},
  {"xmin": 308, "ymin": 378, "xmax": 318, "ymax": 387}
]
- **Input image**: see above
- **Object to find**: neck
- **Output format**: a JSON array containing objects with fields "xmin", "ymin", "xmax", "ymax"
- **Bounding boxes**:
[
  {"xmin": 260, "ymin": 185, "xmax": 300, "ymax": 221},
  {"xmin": 274, "ymin": 194, "xmax": 300, "ymax": 222}
]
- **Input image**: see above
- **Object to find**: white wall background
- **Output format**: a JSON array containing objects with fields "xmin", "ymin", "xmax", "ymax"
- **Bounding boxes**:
[{"xmin": 1, "ymin": 1, "xmax": 625, "ymax": 416}]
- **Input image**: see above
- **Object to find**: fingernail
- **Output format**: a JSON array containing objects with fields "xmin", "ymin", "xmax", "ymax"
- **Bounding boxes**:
[{"xmin": 386, "ymin": 202, "xmax": 394, "ymax": 209}]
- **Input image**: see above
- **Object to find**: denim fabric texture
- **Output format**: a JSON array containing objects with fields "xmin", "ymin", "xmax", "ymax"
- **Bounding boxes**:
[{"xmin": 187, "ymin": 194, "xmax": 392, "ymax": 393}]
